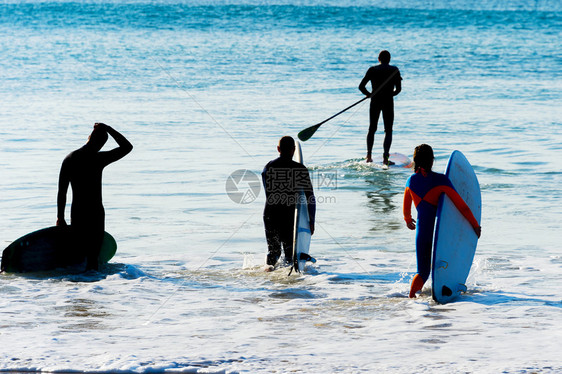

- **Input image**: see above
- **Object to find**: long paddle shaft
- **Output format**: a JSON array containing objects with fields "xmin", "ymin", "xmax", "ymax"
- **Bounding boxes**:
[{"xmin": 297, "ymin": 96, "xmax": 369, "ymax": 141}]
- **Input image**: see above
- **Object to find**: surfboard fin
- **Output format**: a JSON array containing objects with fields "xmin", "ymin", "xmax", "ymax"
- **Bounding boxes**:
[
  {"xmin": 457, "ymin": 284, "xmax": 467, "ymax": 293},
  {"xmin": 441, "ymin": 284, "xmax": 467, "ymax": 298},
  {"xmin": 299, "ymin": 253, "xmax": 316, "ymax": 263},
  {"xmin": 442, "ymin": 285, "xmax": 453, "ymax": 297}
]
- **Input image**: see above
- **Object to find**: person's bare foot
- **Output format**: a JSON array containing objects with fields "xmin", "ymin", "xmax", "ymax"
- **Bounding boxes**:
[{"xmin": 383, "ymin": 157, "xmax": 395, "ymax": 166}]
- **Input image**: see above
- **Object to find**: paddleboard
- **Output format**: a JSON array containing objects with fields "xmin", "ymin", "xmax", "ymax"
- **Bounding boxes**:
[
  {"xmin": 1, "ymin": 226, "xmax": 117, "ymax": 273},
  {"xmin": 292, "ymin": 141, "xmax": 314, "ymax": 273},
  {"xmin": 368, "ymin": 152, "xmax": 413, "ymax": 170},
  {"xmin": 432, "ymin": 151, "xmax": 481, "ymax": 304}
]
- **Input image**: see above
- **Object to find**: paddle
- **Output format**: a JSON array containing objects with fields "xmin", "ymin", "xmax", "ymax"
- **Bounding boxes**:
[{"xmin": 297, "ymin": 96, "xmax": 369, "ymax": 141}]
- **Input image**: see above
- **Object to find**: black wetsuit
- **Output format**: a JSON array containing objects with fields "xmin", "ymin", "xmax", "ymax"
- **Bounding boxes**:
[
  {"xmin": 359, "ymin": 63, "xmax": 402, "ymax": 159},
  {"xmin": 262, "ymin": 155, "xmax": 316, "ymax": 266},
  {"xmin": 58, "ymin": 135, "xmax": 131, "ymax": 270}
]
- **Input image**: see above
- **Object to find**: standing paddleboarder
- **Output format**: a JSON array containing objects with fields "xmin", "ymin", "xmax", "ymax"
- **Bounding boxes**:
[
  {"xmin": 57, "ymin": 123, "xmax": 133, "ymax": 270},
  {"xmin": 359, "ymin": 50, "xmax": 402, "ymax": 165}
]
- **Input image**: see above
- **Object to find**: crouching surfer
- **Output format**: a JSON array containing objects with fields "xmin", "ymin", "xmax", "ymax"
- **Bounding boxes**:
[
  {"xmin": 403, "ymin": 144, "xmax": 481, "ymax": 298},
  {"xmin": 262, "ymin": 136, "xmax": 316, "ymax": 270}
]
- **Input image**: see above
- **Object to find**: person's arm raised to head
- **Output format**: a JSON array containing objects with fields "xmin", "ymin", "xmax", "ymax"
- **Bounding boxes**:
[
  {"xmin": 101, "ymin": 123, "xmax": 133, "ymax": 153},
  {"xmin": 95, "ymin": 123, "xmax": 133, "ymax": 165}
]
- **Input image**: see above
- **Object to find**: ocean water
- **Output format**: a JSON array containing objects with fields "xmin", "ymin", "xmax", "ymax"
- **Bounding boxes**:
[{"xmin": 1, "ymin": 0, "xmax": 561, "ymax": 372}]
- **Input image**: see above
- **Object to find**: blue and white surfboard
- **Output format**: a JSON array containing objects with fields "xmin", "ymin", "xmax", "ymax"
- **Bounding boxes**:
[{"xmin": 432, "ymin": 151, "xmax": 481, "ymax": 303}]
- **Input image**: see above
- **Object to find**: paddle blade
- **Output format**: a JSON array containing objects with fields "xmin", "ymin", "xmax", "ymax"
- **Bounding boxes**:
[{"xmin": 298, "ymin": 124, "xmax": 321, "ymax": 141}]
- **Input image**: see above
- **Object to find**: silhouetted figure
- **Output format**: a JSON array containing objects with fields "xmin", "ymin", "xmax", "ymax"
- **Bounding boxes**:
[
  {"xmin": 57, "ymin": 123, "xmax": 133, "ymax": 270},
  {"xmin": 359, "ymin": 50, "xmax": 402, "ymax": 165},
  {"xmin": 262, "ymin": 136, "xmax": 316, "ymax": 268}
]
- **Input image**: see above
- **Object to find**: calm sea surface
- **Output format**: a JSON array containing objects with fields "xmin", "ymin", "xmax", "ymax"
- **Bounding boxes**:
[{"xmin": 1, "ymin": 1, "xmax": 561, "ymax": 372}]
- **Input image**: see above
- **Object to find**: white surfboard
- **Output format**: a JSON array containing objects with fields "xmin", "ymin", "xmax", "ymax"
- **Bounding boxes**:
[
  {"xmin": 368, "ymin": 153, "xmax": 413, "ymax": 170},
  {"xmin": 432, "ymin": 151, "xmax": 481, "ymax": 304},
  {"xmin": 292, "ymin": 141, "xmax": 313, "ymax": 273}
]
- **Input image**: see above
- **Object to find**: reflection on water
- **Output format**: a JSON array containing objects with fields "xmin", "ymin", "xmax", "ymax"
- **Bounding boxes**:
[
  {"xmin": 364, "ymin": 173, "xmax": 405, "ymax": 232},
  {"xmin": 55, "ymin": 298, "xmax": 109, "ymax": 331}
]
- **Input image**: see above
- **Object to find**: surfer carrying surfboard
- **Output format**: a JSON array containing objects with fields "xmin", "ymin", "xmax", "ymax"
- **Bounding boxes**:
[
  {"xmin": 403, "ymin": 144, "xmax": 481, "ymax": 298},
  {"xmin": 262, "ymin": 136, "xmax": 316, "ymax": 268},
  {"xmin": 56, "ymin": 123, "xmax": 133, "ymax": 270},
  {"xmin": 358, "ymin": 50, "xmax": 402, "ymax": 166}
]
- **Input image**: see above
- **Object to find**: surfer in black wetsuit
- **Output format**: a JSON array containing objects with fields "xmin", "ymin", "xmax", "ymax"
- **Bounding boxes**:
[
  {"xmin": 262, "ymin": 136, "xmax": 316, "ymax": 268},
  {"xmin": 359, "ymin": 50, "xmax": 402, "ymax": 166},
  {"xmin": 56, "ymin": 123, "xmax": 133, "ymax": 270}
]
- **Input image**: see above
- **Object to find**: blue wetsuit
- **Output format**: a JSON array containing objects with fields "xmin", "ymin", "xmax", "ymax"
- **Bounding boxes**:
[{"xmin": 403, "ymin": 170, "xmax": 479, "ymax": 282}]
